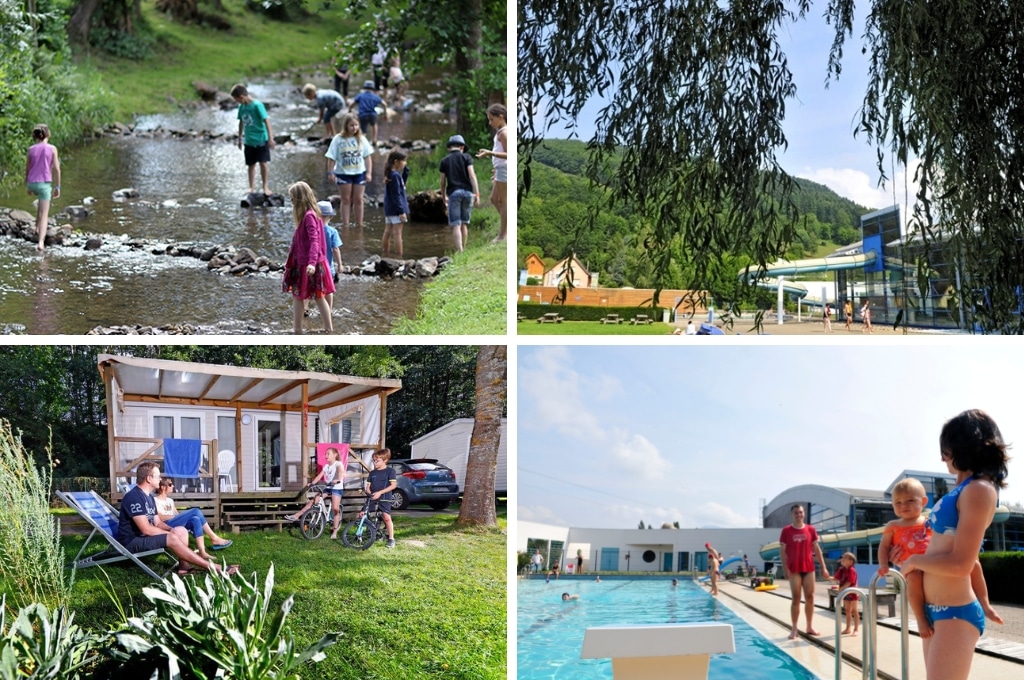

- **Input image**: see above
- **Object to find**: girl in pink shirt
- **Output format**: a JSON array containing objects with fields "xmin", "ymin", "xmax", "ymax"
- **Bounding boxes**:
[{"xmin": 25, "ymin": 124, "xmax": 61, "ymax": 251}]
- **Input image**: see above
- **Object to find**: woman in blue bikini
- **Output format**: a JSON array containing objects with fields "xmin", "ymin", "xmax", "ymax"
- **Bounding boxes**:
[{"xmin": 901, "ymin": 409, "xmax": 1009, "ymax": 680}]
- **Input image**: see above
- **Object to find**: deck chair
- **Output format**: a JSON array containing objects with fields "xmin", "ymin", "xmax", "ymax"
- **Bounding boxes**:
[{"xmin": 56, "ymin": 490, "xmax": 173, "ymax": 580}]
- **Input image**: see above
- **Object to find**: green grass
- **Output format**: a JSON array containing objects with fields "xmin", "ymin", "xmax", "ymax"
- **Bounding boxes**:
[
  {"xmin": 517, "ymin": 320, "xmax": 675, "ymax": 335},
  {"xmin": 393, "ymin": 222, "xmax": 507, "ymax": 335},
  {"xmin": 77, "ymin": 2, "xmax": 360, "ymax": 120},
  {"xmin": 55, "ymin": 512, "xmax": 506, "ymax": 679}
]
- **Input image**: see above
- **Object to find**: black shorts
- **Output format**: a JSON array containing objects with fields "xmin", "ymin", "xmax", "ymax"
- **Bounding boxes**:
[{"xmin": 244, "ymin": 143, "xmax": 271, "ymax": 166}]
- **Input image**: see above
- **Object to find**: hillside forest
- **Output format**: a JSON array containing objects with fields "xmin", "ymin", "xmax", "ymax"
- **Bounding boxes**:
[{"xmin": 518, "ymin": 139, "xmax": 874, "ymax": 303}]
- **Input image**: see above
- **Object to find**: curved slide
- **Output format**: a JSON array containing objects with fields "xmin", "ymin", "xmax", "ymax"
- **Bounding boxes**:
[
  {"xmin": 697, "ymin": 556, "xmax": 744, "ymax": 582},
  {"xmin": 738, "ymin": 252, "xmax": 877, "ymax": 302},
  {"xmin": 758, "ymin": 506, "xmax": 1011, "ymax": 562}
]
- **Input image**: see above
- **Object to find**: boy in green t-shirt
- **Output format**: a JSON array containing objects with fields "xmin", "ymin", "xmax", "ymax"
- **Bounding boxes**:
[{"xmin": 231, "ymin": 84, "xmax": 276, "ymax": 195}]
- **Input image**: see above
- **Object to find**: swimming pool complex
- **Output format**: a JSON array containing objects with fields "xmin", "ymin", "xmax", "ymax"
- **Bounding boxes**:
[{"xmin": 517, "ymin": 579, "xmax": 821, "ymax": 679}]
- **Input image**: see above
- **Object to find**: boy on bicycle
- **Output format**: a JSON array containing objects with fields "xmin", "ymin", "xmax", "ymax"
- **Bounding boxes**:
[
  {"xmin": 285, "ymin": 447, "xmax": 345, "ymax": 539},
  {"xmin": 365, "ymin": 448, "xmax": 398, "ymax": 548}
]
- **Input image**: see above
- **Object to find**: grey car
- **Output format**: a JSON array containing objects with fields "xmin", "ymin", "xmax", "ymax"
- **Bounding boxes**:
[{"xmin": 387, "ymin": 459, "xmax": 460, "ymax": 510}]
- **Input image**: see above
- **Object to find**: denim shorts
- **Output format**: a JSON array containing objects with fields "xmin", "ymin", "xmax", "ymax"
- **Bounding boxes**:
[
  {"xmin": 447, "ymin": 189, "xmax": 474, "ymax": 226},
  {"xmin": 335, "ymin": 172, "xmax": 366, "ymax": 186},
  {"xmin": 385, "ymin": 215, "xmax": 404, "ymax": 225},
  {"xmin": 27, "ymin": 181, "xmax": 53, "ymax": 202}
]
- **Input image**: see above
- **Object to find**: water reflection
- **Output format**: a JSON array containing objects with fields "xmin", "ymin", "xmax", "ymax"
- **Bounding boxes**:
[{"xmin": 0, "ymin": 77, "xmax": 454, "ymax": 334}]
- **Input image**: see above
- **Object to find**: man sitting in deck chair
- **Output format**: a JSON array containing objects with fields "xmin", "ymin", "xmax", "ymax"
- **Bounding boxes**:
[{"xmin": 118, "ymin": 461, "xmax": 239, "ymax": 576}]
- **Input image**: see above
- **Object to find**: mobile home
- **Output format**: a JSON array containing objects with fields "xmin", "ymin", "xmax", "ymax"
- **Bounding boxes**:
[{"xmin": 410, "ymin": 418, "xmax": 507, "ymax": 496}]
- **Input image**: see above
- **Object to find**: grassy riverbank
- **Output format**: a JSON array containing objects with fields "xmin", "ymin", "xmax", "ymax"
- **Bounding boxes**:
[{"xmin": 78, "ymin": 2, "xmax": 359, "ymax": 120}]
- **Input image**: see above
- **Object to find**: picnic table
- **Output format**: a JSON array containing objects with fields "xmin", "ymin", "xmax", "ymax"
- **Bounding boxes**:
[
  {"xmin": 630, "ymin": 314, "xmax": 653, "ymax": 325},
  {"xmin": 537, "ymin": 312, "xmax": 564, "ymax": 323},
  {"xmin": 600, "ymin": 314, "xmax": 624, "ymax": 324}
]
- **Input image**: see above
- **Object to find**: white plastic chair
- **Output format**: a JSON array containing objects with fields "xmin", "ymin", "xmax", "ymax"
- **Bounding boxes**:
[{"xmin": 218, "ymin": 450, "xmax": 237, "ymax": 492}]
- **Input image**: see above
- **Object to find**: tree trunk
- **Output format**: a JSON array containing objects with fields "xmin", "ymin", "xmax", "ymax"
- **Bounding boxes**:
[
  {"xmin": 454, "ymin": 0, "xmax": 484, "ymax": 139},
  {"xmin": 456, "ymin": 345, "xmax": 505, "ymax": 527},
  {"xmin": 67, "ymin": 0, "xmax": 103, "ymax": 44}
]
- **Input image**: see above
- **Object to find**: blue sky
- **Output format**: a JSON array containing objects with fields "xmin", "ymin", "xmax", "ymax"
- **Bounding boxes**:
[
  {"xmin": 552, "ymin": 7, "xmax": 916, "ymax": 214},
  {"xmin": 518, "ymin": 345, "xmax": 1024, "ymax": 530}
]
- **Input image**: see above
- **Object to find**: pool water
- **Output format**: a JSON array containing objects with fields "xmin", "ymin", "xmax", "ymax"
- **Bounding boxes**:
[{"xmin": 517, "ymin": 579, "xmax": 821, "ymax": 679}]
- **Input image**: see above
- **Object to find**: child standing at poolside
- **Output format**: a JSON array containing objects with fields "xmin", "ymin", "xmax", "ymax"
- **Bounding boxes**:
[
  {"xmin": 25, "ymin": 124, "xmax": 61, "ymax": 251},
  {"xmin": 325, "ymin": 114, "xmax": 374, "ymax": 229},
  {"xmin": 878, "ymin": 477, "xmax": 1000, "ymax": 639},
  {"xmin": 231, "ymin": 85, "xmax": 275, "ymax": 196},
  {"xmin": 282, "ymin": 182, "xmax": 334, "ymax": 334},
  {"xmin": 860, "ymin": 299, "xmax": 873, "ymax": 333},
  {"xmin": 830, "ymin": 552, "xmax": 860, "ymax": 635},
  {"xmin": 382, "ymin": 149, "xmax": 409, "ymax": 258},
  {"xmin": 844, "ymin": 299, "xmax": 854, "ymax": 331}
]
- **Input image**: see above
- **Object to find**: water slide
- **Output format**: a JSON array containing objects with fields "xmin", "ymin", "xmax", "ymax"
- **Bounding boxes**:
[
  {"xmin": 758, "ymin": 506, "xmax": 1011, "ymax": 562},
  {"xmin": 739, "ymin": 252, "xmax": 877, "ymax": 303}
]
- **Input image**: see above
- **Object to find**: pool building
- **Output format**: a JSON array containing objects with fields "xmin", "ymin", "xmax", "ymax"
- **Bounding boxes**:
[{"xmin": 520, "ymin": 468, "xmax": 1024, "ymax": 575}]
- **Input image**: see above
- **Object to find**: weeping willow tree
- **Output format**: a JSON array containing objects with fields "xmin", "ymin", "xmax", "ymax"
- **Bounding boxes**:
[{"xmin": 519, "ymin": 0, "xmax": 1024, "ymax": 332}]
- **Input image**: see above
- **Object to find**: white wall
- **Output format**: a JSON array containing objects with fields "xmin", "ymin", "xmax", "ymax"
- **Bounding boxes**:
[
  {"xmin": 411, "ymin": 418, "xmax": 507, "ymax": 494},
  {"xmin": 518, "ymin": 522, "xmax": 780, "ymax": 573}
]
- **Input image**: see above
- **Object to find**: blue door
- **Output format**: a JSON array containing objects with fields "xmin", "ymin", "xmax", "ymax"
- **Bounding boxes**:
[
  {"xmin": 663, "ymin": 552, "xmax": 673, "ymax": 571},
  {"xmin": 600, "ymin": 548, "xmax": 619, "ymax": 571},
  {"xmin": 695, "ymin": 551, "xmax": 708, "ymax": 572},
  {"xmin": 677, "ymin": 552, "xmax": 689, "ymax": 571}
]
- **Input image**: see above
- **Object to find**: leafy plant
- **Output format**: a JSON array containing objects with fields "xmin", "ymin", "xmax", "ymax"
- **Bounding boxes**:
[
  {"xmin": 96, "ymin": 565, "xmax": 338, "ymax": 679},
  {"xmin": 0, "ymin": 595, "xmax": 97, "ymax": 680},
  {"xmin": 0, "ymin": 420, "xmax": 72, "ymax": 611}
]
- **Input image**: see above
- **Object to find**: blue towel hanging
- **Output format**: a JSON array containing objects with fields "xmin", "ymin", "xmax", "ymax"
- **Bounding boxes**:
[{"xmin": 163, "ymin": 438, "xmax": 202, "ymax": 477}]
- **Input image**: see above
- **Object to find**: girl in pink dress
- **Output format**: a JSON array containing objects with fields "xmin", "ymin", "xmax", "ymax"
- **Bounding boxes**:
[{"xmin": 282, "ymin": 182, "xmax": 335, "ymax": 333}]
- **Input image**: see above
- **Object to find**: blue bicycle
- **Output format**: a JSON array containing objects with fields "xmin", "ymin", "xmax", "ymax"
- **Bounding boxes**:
[{"xmin": 341, "ymin": 495, "xmax": 391, "ymax": 550}]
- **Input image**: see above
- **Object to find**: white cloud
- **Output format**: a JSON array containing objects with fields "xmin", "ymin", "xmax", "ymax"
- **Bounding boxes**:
[
  {"xmin": 798, "ymin": 162, "xmax": 921, "ymax": 220},
  {"xmin": 518, "ymin": 504, "xmax": 567, "ymax": 525},
  {"xmin": 604, "ymin": 431, "xmax": 672, "ymax": 480}
]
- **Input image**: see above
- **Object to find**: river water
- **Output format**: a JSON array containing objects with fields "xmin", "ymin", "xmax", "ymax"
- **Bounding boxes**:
[{"xmin": 0, "ymin": 78, "xmax": 459, "ymax": 334}]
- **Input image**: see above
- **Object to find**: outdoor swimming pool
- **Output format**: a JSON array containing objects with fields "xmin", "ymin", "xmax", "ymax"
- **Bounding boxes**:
[{"xmin": 518, "ymin": 578, "xmax": 821, "ymax": 679}]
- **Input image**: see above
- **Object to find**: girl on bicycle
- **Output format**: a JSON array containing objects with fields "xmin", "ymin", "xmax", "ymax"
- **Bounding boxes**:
[{"xmin": 285, "ymin": 447, "xmax": 346, "ymax": 538}]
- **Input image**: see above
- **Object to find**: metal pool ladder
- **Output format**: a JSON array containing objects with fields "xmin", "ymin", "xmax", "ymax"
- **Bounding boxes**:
[{"xmin": 834, "ymin": 570, "xmax": 910, "ymax": 679}]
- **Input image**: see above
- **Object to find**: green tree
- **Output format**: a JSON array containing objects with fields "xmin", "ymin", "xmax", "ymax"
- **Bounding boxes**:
[
  {"xmin": 334, "ymin": 0, "xmax": 506, "ymax": 148},
  {"xmin": 519, "ymin": 0, "xmax": 1024, "ymax": 331}
]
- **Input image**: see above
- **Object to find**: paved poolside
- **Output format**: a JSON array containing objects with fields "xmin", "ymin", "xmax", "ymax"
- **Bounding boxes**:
[{"xmin": 717, "ymin": 580, "xmax": 1024, "ymax": 679}]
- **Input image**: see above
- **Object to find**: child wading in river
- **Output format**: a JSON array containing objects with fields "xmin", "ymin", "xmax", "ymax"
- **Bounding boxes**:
[
  {"xmin": 231, "ymin": 84, "xmax": 275, "ymax": 196},
  {"xmin": 25, "ymin": 124, "xmax": 61, "ymax": 251},
  {"xmin": 282, "ymin": 182, "xmax": 335, "ymax": 334},
  {"xmin": 382, "ymin": 150, "xmax": 409, "ymax": 258}
]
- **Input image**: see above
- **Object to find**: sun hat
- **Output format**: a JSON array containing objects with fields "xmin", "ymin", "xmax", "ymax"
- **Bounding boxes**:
[
  {"xmin": 363, "ymin": 80, "xmax": 376, "ymax": 89},
  {"xmin": 446, "ymin": 134, "xmax": 467, "ymax": 148},
  {"xmin": 317, "ymin": 200, "xmax": 335, "ymax": 216}
]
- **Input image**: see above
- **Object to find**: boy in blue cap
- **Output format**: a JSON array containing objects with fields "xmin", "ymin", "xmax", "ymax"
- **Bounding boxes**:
[
  {"xmin": 439, "ymin": 135, "xmax": 480, "ymax": 252},
  {"xmin": 351, "ymin": 80, "xmax": 386, "ymax": 145}
]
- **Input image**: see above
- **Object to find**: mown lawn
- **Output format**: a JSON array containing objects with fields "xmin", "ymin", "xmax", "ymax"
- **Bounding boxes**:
[
  {"xmin": 59, "ymin": 512, "xmax": 506, "ymax": 679},
  {"xmin": 516, "ymin": 319, "xmax": 676, "ymax": 335}
]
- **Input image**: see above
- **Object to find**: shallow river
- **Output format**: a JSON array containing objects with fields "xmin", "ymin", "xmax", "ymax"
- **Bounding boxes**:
[{"xmin": 0, "ymin": 77, "xmax": 458, "ymax": 334}]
